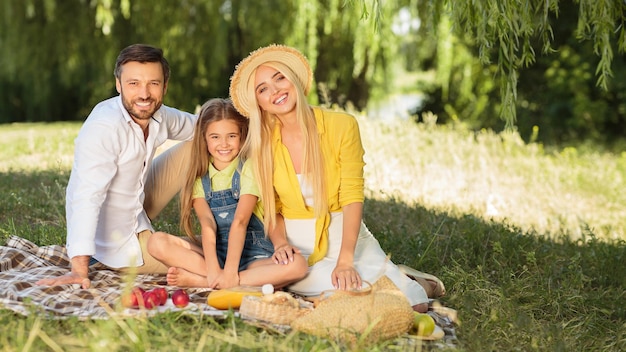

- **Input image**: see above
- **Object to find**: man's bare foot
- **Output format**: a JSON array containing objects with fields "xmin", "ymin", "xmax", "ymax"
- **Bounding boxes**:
[{"xmin": 166, "ymin": 267, "xmax": 208, "ymax": 287}]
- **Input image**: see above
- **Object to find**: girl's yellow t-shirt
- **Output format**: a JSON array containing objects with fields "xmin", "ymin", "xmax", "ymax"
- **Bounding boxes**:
[{"xmin": 192, "ymin": 157, "xmax": 264, "ymax": 220}]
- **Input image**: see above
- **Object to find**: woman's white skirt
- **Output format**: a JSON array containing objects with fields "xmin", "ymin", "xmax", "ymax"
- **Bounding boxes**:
[{"xmin": 285, "ymin": 212, "xmax": 428, "ymax": 306}]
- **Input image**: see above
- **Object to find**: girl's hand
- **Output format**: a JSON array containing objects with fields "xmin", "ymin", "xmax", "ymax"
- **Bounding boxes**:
[
  {"xmin": 213, "ymin": 272, "xmax": 240, "ymax": 290},
  {"xmin": 331, "ymin": 264, "xmax": 362, "ymax": 290},
  {"xmin": 272, "ymin": 244, "xmax": 301, "ymax": 265},
  {"xmin": 206, "ymin": 269, "xmax": 223, "ymax": 289}
]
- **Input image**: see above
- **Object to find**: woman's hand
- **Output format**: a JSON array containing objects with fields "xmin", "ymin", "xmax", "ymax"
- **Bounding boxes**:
[
  {"xmin": 272, "ymin": 243, "xmax": 301, "ymax": 265},
  {"xmin": 331, "ymin": 263, "xmax": 362, "ymax": 290}
]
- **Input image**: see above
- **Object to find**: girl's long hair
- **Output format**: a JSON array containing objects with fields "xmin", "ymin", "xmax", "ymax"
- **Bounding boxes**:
[
  {"xmin": 240, "ymin": 61, "xmax": 327, "ymax": 234},
  {"xmin": 179, "ymin": 98, "xmax": 249, "ymax": 241}
]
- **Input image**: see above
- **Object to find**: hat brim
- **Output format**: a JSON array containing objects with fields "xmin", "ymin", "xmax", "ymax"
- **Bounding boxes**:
[{"xmin": 229, "ymin": 44, "xmax": 312, "ymax": 117}]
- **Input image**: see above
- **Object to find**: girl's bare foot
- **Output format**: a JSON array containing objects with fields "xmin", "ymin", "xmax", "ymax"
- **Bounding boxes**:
[{"xmin": 166, "ymin": 267, "xmax": 209, "ymax": 287}]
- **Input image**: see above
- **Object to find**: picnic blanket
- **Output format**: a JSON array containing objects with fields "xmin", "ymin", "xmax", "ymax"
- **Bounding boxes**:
[
  {"xmin": 0, "ymin": 235, "xmax": 459, "ymax": 348},
  {"xmin": 0, "ymin": 235, "xmax": 222, "ymax": 319}
]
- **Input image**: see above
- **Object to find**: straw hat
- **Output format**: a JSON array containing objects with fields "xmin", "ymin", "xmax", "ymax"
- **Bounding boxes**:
[{"xmin": 229, "ymin": 44, "xmax": 313, "ymax": 117}]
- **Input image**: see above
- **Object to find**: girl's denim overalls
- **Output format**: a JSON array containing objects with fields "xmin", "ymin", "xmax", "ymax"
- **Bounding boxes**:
[{"xmin": 200, "ymin": 163, "xmax": 274, "ymax": 271}]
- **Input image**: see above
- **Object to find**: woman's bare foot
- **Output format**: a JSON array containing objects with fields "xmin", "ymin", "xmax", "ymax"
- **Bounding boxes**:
[
  {"xmin": 397, "ymin": 264, "xmax": 446, "ymax": 298},
  {"xmin": 412, "ymin": 276, "xmax": 438, "ymax": 298},
  {"xmin": 166, "ymin": 267, "xmax": 208, "ymax": 287},
  {"xmin": 413, "ymin": 302, "xmax": 428, "ymax": 313}
]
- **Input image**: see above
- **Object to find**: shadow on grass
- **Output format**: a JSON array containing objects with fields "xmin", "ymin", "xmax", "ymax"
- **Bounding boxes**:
[
  {"xmin": 364, "ymin": 197, "xmax": 626, "ymax": 351},
  {"xmin": 2, "ymin": 170, "xmax": 624, "ymax": 350}
]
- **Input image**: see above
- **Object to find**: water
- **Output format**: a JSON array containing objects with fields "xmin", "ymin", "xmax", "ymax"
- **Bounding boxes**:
[{"xmin": 366, "ymin": 93, "xmax": 424, "ymax": 121}]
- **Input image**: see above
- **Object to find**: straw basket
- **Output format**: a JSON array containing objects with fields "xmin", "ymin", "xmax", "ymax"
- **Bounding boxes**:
[
  {"xmin": 239, "ymin": 291, "xmax": 314, "ymax": 326},
  {"xmin": 290, "ymin": 276, "xmax": 414, "ymax": 345}
]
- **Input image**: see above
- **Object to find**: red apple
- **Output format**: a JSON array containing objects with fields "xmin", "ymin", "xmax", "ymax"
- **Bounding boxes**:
[
  {"xmin": 120, "ymin": 291, "xmax": 137, "ymax": 308},
  {"xmin": 142, "ymin": 291, "xmax": 159, "ymax": 310},
  {"xmin": 151, "ymin": 287, "xmax": 168, "ymax": 306},
  {"xmin": 120, "ymin": 287, "xmax": 144, "ymax": 309},
  {"xmin": 171, "ymin": 289, "xmax": 189, "ymax": 308}
]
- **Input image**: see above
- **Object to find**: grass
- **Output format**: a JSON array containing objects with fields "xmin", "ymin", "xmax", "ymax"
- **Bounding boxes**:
[{"xmin": 0, "ymin": 119, "xmax": 625, "ymax": 351}]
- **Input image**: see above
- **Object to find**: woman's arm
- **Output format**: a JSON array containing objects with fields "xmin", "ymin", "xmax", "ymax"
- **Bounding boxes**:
[
  {"xmin": 331, "ymin": 112, "xmax": 366, "ymax": 289},
  {"xmin": 332, "ymin": 201, "xmax": 363, "ymax": 290},
  {"xmin": 269, "ymin": 213, "xmax": 301, "ymax": 264}
]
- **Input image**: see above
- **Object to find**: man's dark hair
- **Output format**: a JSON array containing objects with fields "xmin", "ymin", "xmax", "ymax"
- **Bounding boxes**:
[{"xmin": 114, "ymin": 44, "xmax": 170, "ymax": 83}]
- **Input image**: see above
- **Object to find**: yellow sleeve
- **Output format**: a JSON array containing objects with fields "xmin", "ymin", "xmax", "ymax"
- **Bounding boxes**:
[
  {"xmin": 336, "ymin": 113, "xmax": 365, "ymax": 206},
  {"xmin": 192, "ymin": 177, "xmax": 205, "ymax": 199},
  {"xmin": 317, "ymin": 108, "xmax": 365, "ymax": 208}
]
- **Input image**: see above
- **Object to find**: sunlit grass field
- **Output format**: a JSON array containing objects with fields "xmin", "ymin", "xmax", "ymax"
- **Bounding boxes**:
[{"xmin": 0, "ymin": 118, "xmax": 624, "ymax": 351}]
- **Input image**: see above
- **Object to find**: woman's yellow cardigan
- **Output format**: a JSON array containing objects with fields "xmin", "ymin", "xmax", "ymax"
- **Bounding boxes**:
[{"xmin": 272, "ymin": 107, "xmax": 366, "ymax": 265}]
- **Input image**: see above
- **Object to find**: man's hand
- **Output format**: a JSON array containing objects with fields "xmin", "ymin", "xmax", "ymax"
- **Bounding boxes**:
[
  {"xmin": 36, "ymin": 272, "xmax": 91, "ymax": 289},
  {"xmin": 35, "ymin": 255, "xmax": 91, "ymax": 289}
]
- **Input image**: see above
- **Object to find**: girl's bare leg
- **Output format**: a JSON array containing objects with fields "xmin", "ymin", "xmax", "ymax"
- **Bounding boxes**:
[
  {"xmin": 239, "ymin": 254, "xmax": 308, "ymax": 288},
  {"xmin": 147, "ymin": 231, "xmax": 207, "ymax": 276}
]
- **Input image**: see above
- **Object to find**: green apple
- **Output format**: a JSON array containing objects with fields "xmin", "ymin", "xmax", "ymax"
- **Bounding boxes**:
[{"xmin": 413, "ymin": 313, "xmax": 436, "ymax": 337}]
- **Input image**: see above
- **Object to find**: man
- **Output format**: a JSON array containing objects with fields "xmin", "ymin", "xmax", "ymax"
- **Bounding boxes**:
[{"xmin": 36, "ymin": 44, "xmax": 194, "ymax": 289}]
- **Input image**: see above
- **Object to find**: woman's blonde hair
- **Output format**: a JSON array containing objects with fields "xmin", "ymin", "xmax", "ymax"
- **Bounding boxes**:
[
  {"xmin": 240, "ymin": 61, "xmax": 327, "ymax": 234},
  {"xmin": 179, "ymin": 98, "xmax": 249, "ymax": 242}
]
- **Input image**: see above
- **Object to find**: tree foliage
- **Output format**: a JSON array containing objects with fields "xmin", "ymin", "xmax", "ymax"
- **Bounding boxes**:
[
  {"xmin": 0, "ymin": 0, "xmax": 113, "ymax": 121},
  {"xmin": 400, "ymin": 0, "xmax": 625, "ymax": 147},
  {"xmin": 431, "ymin": 0, "xmax": 626, "ymax": 128},
  {"xmin": 0, "ymin": 0, "xmax": 396, "ymax": 123},
  {"xmin": 1, "ymin": 0, "xmax": 625, "ymax": 147}
]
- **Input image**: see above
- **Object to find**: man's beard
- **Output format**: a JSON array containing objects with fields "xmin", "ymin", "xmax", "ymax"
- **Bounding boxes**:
[{"xmin": 122, "ymin": 97, "xmax": 162, "ymax": 122}]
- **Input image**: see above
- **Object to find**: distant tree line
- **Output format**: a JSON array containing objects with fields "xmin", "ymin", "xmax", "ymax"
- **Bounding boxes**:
[
  {"xmin": 0, "ymin": 0, "xmax": 398, "ymax": 123},
  {"xmin": 1, "ymin": 0, "xmax": 625, "ymax": 148},
  {"xmin": 416, "ymin": 0, "xmax": 626, "ymax": 148}
]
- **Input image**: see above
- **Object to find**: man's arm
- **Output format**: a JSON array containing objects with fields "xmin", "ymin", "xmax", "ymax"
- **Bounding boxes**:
[
  {"xmin": 39, "ymin": 112, "xmax": 120, "ymax": 287},
  {"xmin": 161, "ymin": 105, "xmax": 197, "ymax": 141}
]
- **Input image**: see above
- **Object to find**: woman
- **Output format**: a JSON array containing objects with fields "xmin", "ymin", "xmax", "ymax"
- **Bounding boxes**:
[{"xmin": 229, "ymin": 44, "xmax": 444, "ymax": 312}]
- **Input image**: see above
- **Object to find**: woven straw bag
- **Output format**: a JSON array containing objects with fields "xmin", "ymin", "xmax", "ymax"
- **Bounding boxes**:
[
  {"xmin": 290, "ymin": 276, "xmax": 414, "ymax": 345},
  {"xmin": 239, "ymin": 291, "xmax": 314, "ymax": 325}
]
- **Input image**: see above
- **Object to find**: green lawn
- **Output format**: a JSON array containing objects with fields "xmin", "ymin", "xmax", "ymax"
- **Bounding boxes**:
[{"xmin": 0, "ymin": 118, "xmax": 624, "ymax": 351}]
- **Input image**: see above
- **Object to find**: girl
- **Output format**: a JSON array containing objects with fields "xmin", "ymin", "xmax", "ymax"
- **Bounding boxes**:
[
  {"xmin": 147, "ymin": 98, "xmax": 308, "ymax": 289},
  {"xmin": 228, "ymin": 45, "xmax": 445, "ymax": 312}
]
